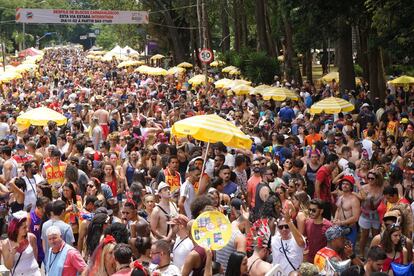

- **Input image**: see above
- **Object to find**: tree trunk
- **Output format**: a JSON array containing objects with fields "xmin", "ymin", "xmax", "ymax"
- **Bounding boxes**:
[
  {"xmin": 337, "ymin": 19, "xmax": 356, "ymax": 92},
  {"xmin": 282, "ymin": 12, "xmax": 297, "ymax": 83},
  {"xmin": 240, "ymin": 0, "xmax": 248, "ymax": 49},
  {"xmin": 306, "ymin": 48, "xmax": 313, "ymax": 84},
  {"xmin": 369, "ymin": 46, "xmax": 386, "ymax": 100},
  {"xmin": 233, "ymin": 0, "xmax": 242, "ymax": 52},
  {"xmin": 201, "ymin": 0, "xmax": 212, "ymax": 49},
  {"xmin": 358, "ymin": 25, "xmax": 369, "ymax": 81},
  {"xmin": 221, "ymin": 0, "xmax": 230, "ymax": 52},
  {"xmin": 255, "ymin": 0, "xmax": 269, "ymax": 53},
  {"xmin": 265, "ymin": 5, "xmax": 276, "ymax": 57},
  {"xmin": 321, "ymin": 38, "xmax": 328, "ymax": 74}
]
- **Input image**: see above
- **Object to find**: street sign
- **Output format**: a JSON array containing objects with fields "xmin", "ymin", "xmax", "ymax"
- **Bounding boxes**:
[
  {"xmin": 199, "ymin": 48, "xmax": 214, "ymax": 64},
  {"xmin": 79, "ymin": 35, "xmax": 87, "ymax": 40}
]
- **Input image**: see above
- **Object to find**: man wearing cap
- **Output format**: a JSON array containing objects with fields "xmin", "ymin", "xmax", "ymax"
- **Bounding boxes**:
[
  {"xmin": 357, "ymin": 103, "xmax": 376, "ymax": 135},
  {"xmin": 150, "ymin": 181, "xmax": 178, "ymax": 241},
  {"xmin": 12, "ymin": 143, "xmax": 33, "ymax": 168},
  {"xmin": 314, "ymin": 225, "xmax": 357, "ymax": 273},
  {"xmin": 332, "ymin": 175, "xmax": 360, "ymax": 246}
]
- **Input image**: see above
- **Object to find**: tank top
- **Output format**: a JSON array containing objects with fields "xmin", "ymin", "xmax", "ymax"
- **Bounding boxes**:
[
  {"xmin": 125, "ymin": 162, "xmax": 135, "ymax": 187},
  {"xmin": 106, "ymin": 179, "xmax": 118, "ymax": 197},
  {"xmin": 254, "ymin": 182, "xmax": 269, "ymax": 214},
  {"xmin": 10, "ymin": 240, "xmax": 41, "ymax": 276},
  {"xmin": 192, "ymin": 245, "xmax": 206, "ymax": 276},
  {"xmin": 305, "ymin": 164, "xmax": 320, "ymax": 198},
  {"xmin": 382, "ymin": 251, "xmax": 403, "ymax": 272},
  {"xmin": 216, "ymin": 227, "xmax": 242, "ymax": 272}
]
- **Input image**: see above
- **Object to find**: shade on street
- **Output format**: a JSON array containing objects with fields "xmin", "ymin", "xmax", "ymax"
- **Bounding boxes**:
[
  {"xmin": 171, "ymin": 114, "xmax": 252, "ymax": 150},
  {"xmin": 310, "ymin": 97, "xmax": 354, "ymax": 114},
  {"xmin": 16, "ymin": 107, "xmax": 67, "ymax": 126}
]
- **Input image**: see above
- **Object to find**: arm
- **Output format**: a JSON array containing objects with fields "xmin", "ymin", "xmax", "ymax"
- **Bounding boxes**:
[
  {"xmin": 77, "ymin": 220, "xmax": 88, "ymax": 252},
  {"xmin": 1, "ymin": 240, "xmax": 17, "ymax": 269},
  {"xmin": 9, "ymin": 178, "xmax": 24, "ymax": 204},
  {"xmin": 178, "ymin": 196, "xmax": 186, "ymax": 215},
  {"xmin": 314, "ymin": 179, "xmax": 321, "ymax": 199},
  {"xmin": 285, "ymin": 212, "xmax": 305, "ymax": 248},
  {"xmin": 181, "ymin": 251, "xmax": 198, "ymax": 276},
  {"xmin": 3, "ymin": 162, "xmax": 12, "ymax": 183},
  {"xmin": 203, "ymin": 248, "xmax": 213, "ymax": 276},
  {"xmin": 29, "ymin": 233, "xmax": 38, "ymax": 261},
  {"xmin": 197, "ymin": 174, "xmax": 209, "ymax": 195}
]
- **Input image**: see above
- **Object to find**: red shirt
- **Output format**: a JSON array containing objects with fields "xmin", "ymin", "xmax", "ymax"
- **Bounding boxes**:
[
  {"xmin": 314, "ymin": 165, "xmax": 332, "ymax": 202},
  {"xmin": 247, "ymin": 175, "xmax": 262, "ymax": 208},
  {"xmin": 305, "ymin": 218, "xmax": 333, "ymax": 263},
  {"xmin": 62, "ymin": 246, "xmax": 87, "ymax": 276}
]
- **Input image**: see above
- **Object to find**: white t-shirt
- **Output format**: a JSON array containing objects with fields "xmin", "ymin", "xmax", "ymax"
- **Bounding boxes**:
[
  {"xmin": 179, "ymin": 180, "xmax": 196, "ymax": 219},
  {"xmin": 0, "ymin": 122, "xmax": 10, "ymax": 139},
  {"xmin": 224, "ymin": 153, "xmax": 235, "ymax": 168},
  {"xmin": 271, "ymin": 233, "xmax": 305, "ymax": 275},
  {"xmin": 338, "ymin": 158, "xmax": 349, "ymax": 171},
  {"xmin": 23, "ymin": 176, "xmax": 39, "ymax": 211},
  {"xmin": 153, "ymin": 264, "xmax": 181, "ymax": 276},
  {"xmin": 172, "ymin": 236, "xmax": 193, "ymax": 270}
]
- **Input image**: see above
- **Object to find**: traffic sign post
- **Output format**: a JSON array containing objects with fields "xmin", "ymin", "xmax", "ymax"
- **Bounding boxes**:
[{"xmin": 199, "ymin": 48, "xmax": 214, "ymax": 64}]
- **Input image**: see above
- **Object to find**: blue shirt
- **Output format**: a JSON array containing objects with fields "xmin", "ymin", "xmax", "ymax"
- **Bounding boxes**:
[
  {"xmin": 278, "ymin": 107, "xmax": 295, "ymax": 122},
  {"xmin": 223, "ymin": 181, "xmax": 238, "ymax": 196}
]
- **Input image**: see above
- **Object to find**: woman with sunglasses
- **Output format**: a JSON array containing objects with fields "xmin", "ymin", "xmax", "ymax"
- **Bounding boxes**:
[
  {"xmin": 379, "ymin": 224, "xmax": 408, "ymax": 272},
  {"xmin": 86, "ymin": 177, "xmax": 105, "ymax": 203},
  {"xmin": 1, "ymin": 211, "xmax": 41, "ymax": 276}
]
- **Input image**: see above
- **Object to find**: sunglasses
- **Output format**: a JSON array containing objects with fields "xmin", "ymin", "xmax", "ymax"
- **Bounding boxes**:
[
  {"xmin": 87, "ymin": 184, "xmax": 95, "ymax": 188},
  {"xmin": 367, "ymin": 176, "xmax": 375, "ymax": 180},
  {"xmin": 278, "ymin": 224, "xmax": 289, "ymax": 230}
]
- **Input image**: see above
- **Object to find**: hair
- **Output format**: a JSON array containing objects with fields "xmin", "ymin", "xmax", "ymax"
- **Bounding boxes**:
[
  {"xmin": 2, "ymin": 146, "xmax": 12, "ymax": 157},
  {"xmin": 325, "ymin": 153, "xmax": 339, "ymax": 164},
  {"xmin": 383, "ymin": 186, "xmax": 398, "ymax": 196},
  {"xmin": 293, "ymin": 191, "xmax": 310, "ymax": 214},
  {"xmin": 114, "ymin": 243, "xmax": 133, "ymax": 265},
  {"xmin": 50, "ymin": 148, "xmax": 61, "ymax": 157},
  {"xmin": 85, "ymin": 195, "xmax": 98, "ymax": 206},
  {"xmin": 340, "ymin": 265, "xmax": 365, "ymax": 276},
  {"xmin": 23, "ymin": 160, "xmax": 36, "ymax": 172},
  {"xmin": 103, "ymin": 222, "xmax": 129, "ymax": 244},
  {"xmin": 36, "ymin": 196, "xmax": 50, "ymax": 208},
  {"xmin": 52, "ymin": 200, "xmax": 67, "ymax": 216},
  {"xmin": 154, "ymin": 239, "xmax": 171, "ymax": 254},
  {"xmin": 14, "ymin": 177, "xmax": 27, "ymax": 192},
  {"xmin": 65, "ymin": 164, "xmax": 79, "ymax": 183},
  {"xmin": 61, "ymin": 182, "xmax": 77, "ymax": 205},
  {"xmin": 256, "ymin": 194, "xmax": 282, "ymax": 222},
  {"xmin": 380, "ymin": 225, "xmax": 402, "ymax": 253},
  {"xmin": 187, "ymin": 164, "xmax": 200, "ymax": 173},
  {"xmin": 190, "ymin": 195, "xmax": 214, "ymax": 218},
  {"xmin": 7, "ymin": 216, "xmax": 27, "ymax": 241},
  {"xmin": 215, "ymin": 154, "xmax": 225, "ymax": 162},
  {"xmin": 341, "ymin": 146, "xmax": 351, "ymax": 154},
  {"xmin": 235, "ymin": 155, "xmax": 246, "ymax": 167},
  {"xmin": 46, "ymin": 225, "xmax": 62, "ymax": 237},
  {"xmin": 168, "ymin": 155, "xmax": 178, "ymax": 164},
  {"xmin": 293, "ymin": 159, "xmax": 304, "ymax": 169},
  {"xmin": 367, "ymin": 246, "xmax": 387, "ymax": 261},
  {"xmin": 79, "ymin": 158, "xmax": 92, "ymax": 175},
  {"xmin": 86, "ymin": 213, "xmax": 109, "ymax": 256},
  {"xmin": 225, "ymin": 251, "xmax": 246, "ymax": 276},
  {"xmin": 211, "ymin": 177, "xmax": 223, "ymax": 189},
  {"xmin": 135, "ymin": 236, "xmax": 152, "ymax": 257},
  {"xmin": 309, "ymin": 198, "xmax": 324, "ymax": 209}
]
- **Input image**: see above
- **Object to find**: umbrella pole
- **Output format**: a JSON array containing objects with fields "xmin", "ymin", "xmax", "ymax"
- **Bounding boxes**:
[{"xmin": 199, "ymin": 142, "xmax": 210, "ymax": 184}]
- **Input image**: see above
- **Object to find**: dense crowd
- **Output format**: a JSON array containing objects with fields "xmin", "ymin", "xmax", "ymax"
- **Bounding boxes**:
[{"xmin": 0, "ymin": 46, "xmax": 413, "ymax": 276}]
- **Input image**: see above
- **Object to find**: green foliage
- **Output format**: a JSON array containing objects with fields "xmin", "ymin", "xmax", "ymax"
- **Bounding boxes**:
[
  {"xmin": 354, "ymin": 64, "xmax": 363, "ymax": 77},
  {"xmin": 385, "ymin": 64, "xmax": 414, "ymax": 77},
  {"xmin": 220, "ymin": 49, "xmax": 280, "ymax": 84}
]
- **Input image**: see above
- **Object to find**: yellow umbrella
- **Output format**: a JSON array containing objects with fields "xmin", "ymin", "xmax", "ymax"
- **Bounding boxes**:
[
  {"xmin": 229, "ymin": 84, "xmax": 254, "ymax": 95},
  {"xmin": 16, "ymin": 106, "xmax": 67, "ymax": 126},
  {"xmin": 389, "ymin": 75, "xmax": 414, "ymax": 86},
  {"xmin": 222, "ymin": 66, "xmax": 238, "ymax": 73},
  {"xmin": 177, "ymin": 62, "xmax": 193, "ymax": 68},
  {"xmin": 210, "ymin": 60, "xmax": 225, "ymax": 67},
  {"xmin": 150, "ymin": 54, "xmax": 165, "ymax": 60},
  {"xmin": 228, "ymin": 69, "xmax": 241, "ymax": 75},
  {"xmin": 214, "ymin": 78, "xmax": 233, "ymax": 89},
  {"xmin": 117, "ymin": 60, "xmax": 144, "ymax": 68},
  {"xmin": 146, "ymin": 67, "xmax": 167, "ymax": 76},
  {"xmin": 171, "ymin": 114, "xmax": 252, "ymax": 149},
  {"xmin": 259, "ymin": 87, "xmax": 299, "ymax": 101},
  {"xmin": 0, "ymin": 71, "xmax": 23, "ymax": 82},
  {"xmin": 310, "ymin": 97, "xmax": 354, "ymax": 114},
  {"xmin": 86, "ymin": 54, "xmax": 101, "ymax": 60},
  {"xmin": 224, "ymin": 79, "xmax": 252, "ymax": 89},
  {"xmin": 252, "ymin": 84, "xmax": 272, "ymax": 95},
  {"xmin": 320, "ymin": 71, "xmax": 362, "ymax": 85},
  {"xmin": 14, "ymin": 63, "xmax": 37, "ymax": 73},
  {"xmin": 188, "ymin": 74, "xmax": 213, "ymax": 85},
  {"xmin": 135, "ymin": 65, "xmax": 151, "ymax": 73},
  {"xmin": 167, "ymin": 66, "xmax": 186, "ymax": 75}
]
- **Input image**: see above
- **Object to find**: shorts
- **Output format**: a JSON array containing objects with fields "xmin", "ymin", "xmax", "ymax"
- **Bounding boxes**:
[{"xmin": 358, "ymin": 214, "xmax": 381, "ymax": 230}]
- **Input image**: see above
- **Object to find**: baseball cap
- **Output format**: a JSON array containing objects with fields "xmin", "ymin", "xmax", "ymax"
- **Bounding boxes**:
[
  {"xmin": 383, "ymin": 210, "xmax": 400, "ymax": 220},
  {"xmin": 339, "ymin": 175, "xmax": 355, "ymax": 186},
  {"xmin": 157, "ymin": 181, "xmax": 170, "ymax": 193},
  {"xmin": 16, "ymin": 144, "xmax": 25, "ymax": 150},
  {"xmin": 95, "ymin": 206, "xmax": 113, "ymax": 216},
  {"xmin": 325, "ymin": 225, "xmax": 351, "ymax": 241}
]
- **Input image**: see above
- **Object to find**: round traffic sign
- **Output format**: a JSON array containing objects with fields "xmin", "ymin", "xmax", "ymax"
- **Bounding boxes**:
[{"xmin": 199, "ymin": 48, "xmax": 214, "ymax": 64}]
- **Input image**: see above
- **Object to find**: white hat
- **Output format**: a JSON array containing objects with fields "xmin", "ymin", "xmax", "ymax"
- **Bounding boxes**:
[
  {"xmin": 297, "ymin": 114, "xmax": 304, "ymax": 120},
  {"xmin": 84, "ymin": 147, "xmax": 95, "ymax": 155},
  {"xmin": 361, "ymin": 103, "xmax": 370, "ymax": 108},
  {"xmin": 157, "ymin": 181, "xmax": 170, "ymax": 193}
]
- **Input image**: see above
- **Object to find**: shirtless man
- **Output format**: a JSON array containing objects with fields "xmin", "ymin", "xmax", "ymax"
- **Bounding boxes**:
[
  {"xmin": 1, "ymin": 146, "xmax": 18, "ymax": 183},
  {"xmin": 150, "ymin": 182, "xmax": 178, "ymax": 241},
  {"xmin": 332, "ymin": 175, "xmax": 361, "ymax": 246},
  {"xmin": 93, "ymin": 101, "xmax": 110, "ymax": 140}
]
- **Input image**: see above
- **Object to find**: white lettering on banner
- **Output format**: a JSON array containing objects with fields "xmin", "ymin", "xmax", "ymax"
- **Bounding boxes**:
[{"xmin": 16, "ymin": 8, "xmax": 149, "ymax": 24}]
